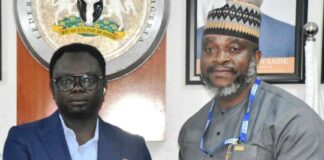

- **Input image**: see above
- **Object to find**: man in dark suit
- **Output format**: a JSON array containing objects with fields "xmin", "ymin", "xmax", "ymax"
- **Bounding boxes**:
[{"xmin": 3, "ymin": 43, "xmax": 152, "ymax": 160}]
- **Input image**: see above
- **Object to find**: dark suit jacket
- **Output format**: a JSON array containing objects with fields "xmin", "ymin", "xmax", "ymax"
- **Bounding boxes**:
[{"xmin": 3, "ymin": 111, "xmax": 152, "ymax": 160}]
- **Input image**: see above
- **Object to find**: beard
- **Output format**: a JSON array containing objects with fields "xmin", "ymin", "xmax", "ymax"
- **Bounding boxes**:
[
  {"xmin": 56, "ymin": 92, "xmax": 104, "ymax": 120},
  {"xmin": 201, "ymin": 57, "xmax": 257, "ymax": 98},
  {"xmin": 58, "ymin": 103, "xmax": 101, "ymax": 120}
]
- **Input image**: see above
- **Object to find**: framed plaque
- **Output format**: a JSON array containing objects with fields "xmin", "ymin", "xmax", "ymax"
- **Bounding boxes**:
[
  {"xmin": 0, "ymin": 0, "xmax": 2, "ymax": 80},
  {"xmin": 15, "ymin": 0, "xmax": 170, "ymax": 80},
  {"xmin": 186, "ymin": 0, "xmax": 307, "ymax": 84}
]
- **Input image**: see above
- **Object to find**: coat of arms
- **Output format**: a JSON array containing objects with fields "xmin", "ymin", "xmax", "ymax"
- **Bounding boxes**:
[
  {"xmin": 15, "ymin": 0, "xmax": 169, "ymax": 79},
  {"xmin": 49, "ymin": 0, "xmax": 139, "ymax": 40}
]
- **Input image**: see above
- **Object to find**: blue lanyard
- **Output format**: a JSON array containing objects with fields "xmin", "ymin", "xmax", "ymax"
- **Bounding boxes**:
[{"xmin": 200, "ymin": 78, "xmax": 261, "ymax": 156}]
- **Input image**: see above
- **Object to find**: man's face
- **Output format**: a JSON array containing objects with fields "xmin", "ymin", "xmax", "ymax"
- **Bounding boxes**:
[
  {"xmin": 51, "ymin": 52, "xmax": 105, "ymax": 119},
  {"xmin": 201, "ymin": 34, "xmax": 260, "ymax": 97}
]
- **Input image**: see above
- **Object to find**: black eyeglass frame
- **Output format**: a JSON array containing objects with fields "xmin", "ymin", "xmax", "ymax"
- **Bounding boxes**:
[{"xmin": 51, "ymin": 74, "xmax": 104, "ymax": 92}]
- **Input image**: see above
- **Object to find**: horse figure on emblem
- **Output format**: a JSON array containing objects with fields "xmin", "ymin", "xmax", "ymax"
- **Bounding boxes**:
[
  {"xmin": 46, "ymin": 0, "xmax": 78, "ymax": 25},
  {"xmin": 104, "ymin": 0, "xmax": 136, "ymax": 30}
]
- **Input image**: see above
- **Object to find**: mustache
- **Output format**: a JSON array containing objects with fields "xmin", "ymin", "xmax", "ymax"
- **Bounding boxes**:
[{"xmin": 206, "ymin": 64, "xmax": 237, "ymax": 74}]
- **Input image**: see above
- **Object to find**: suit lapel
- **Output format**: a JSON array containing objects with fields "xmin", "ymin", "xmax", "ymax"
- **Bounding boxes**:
[
  {"xmin": 37, "ymin": 111, "xmax": 72, "ymax": 160},
  {"xmin": 97, "ymin": 119, "xmax": 123, "ymax": 160},
  {"xmin": 37, "ymin": 112, "xmax": 124, "ymax": 160}
]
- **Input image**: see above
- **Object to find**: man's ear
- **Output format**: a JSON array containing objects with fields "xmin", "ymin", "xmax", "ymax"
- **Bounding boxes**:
[
  {"xmin": 254, "ymin": 50, "xmax": 261, "ymax": 64},
  {"xmin": 103, "ymin": 76, "xmax": 108, "ymax": 94}
]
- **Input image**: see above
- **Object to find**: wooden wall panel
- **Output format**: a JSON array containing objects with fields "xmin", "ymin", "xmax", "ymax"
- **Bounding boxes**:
[
  {"xmin": 17, "ymin": 35, "xmax": 56, "ymax": 125},
  {"xmin": 17, "ymin": 35, "xmax": 166, "ymax": 140},
  {"xmin": 101, "ymin": 38, "xmax": 166, "ymax": 140}
]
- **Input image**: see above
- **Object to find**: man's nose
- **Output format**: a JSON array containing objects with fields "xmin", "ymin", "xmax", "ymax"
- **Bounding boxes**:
[
  {"xmin": 213, "ymin": 49, "xmax": 230, "ymax": 64},
  {"xmin": 71, "ymin": 77, "xmax": 85, "ymax": 92}
]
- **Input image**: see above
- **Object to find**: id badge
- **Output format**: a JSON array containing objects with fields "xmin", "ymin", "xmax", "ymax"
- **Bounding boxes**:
[{"xmin": 231, "ymin": 144, "xmax": 258, "ymax": 160}]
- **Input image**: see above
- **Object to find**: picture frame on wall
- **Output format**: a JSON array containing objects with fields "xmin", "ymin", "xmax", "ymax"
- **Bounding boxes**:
[
  {"xmin": 186, "ymin": 0, "xmax": 308, "ymax": 84},
  {"xmin": 322, "ymin": 9, "xmax": 324, "ymax": 83},
  {"xmin": 0, "ymin": 0, "xmax": 2, "ymax": 81}
]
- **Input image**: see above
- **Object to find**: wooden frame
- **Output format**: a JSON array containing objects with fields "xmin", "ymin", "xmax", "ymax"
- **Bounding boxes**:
[
  {"xmin": 0, "ymin": 1, "xmax": 2, "ymax": 80},
  {"xmin": 322, "ymin": 7, "xmax": 324, "ymax": 83},
  {"xmin": 186, "ymin": 0, "xmax": 308, "ymax": 84}
]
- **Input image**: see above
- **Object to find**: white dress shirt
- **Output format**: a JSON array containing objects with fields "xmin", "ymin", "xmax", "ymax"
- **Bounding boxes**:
[{"xmin": 59, "ymin": 114, "xmax": 99, "ymax": 160}]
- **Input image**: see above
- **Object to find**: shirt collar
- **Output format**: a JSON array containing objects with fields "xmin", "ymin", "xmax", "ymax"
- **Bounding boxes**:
[{"xmin": 59, "ymin": 114, "xmax": 99, "ymax": 143}]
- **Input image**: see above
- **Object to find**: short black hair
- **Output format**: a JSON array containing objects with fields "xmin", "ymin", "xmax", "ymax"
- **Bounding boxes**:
[{"xmin": 49, "ymin": 43, "xmax": 106, "ymax": 78}]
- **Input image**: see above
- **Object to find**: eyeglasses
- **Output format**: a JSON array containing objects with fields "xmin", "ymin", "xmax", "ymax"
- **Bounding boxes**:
[{"xmin": 52, "ymin": 74, "xmax": 104, "ymax": 92}]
